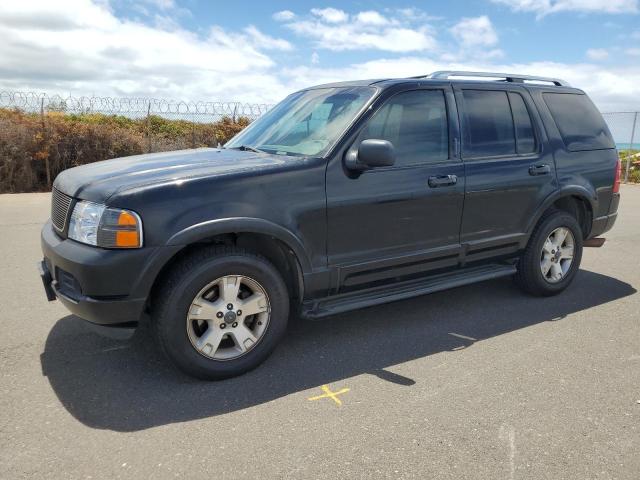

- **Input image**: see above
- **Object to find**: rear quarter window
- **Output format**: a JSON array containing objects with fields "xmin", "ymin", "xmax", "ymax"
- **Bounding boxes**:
[{"xmin": 543, "ymin": 93, "xmax": 614, "ymax": 151}]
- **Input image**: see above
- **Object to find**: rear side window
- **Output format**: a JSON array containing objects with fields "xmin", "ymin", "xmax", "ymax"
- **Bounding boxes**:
[
  {"xmin": 543, "ymin": 93, "xmax": 615, "ymax": 151},
  {"xmin": 461, "ymin": 90, "xmax": 515, "ymax": 157},
  {"xmin": 461, "ymin": 90, "xmax": 539, "ymax": 158},
  {"xmin": 509, "ymin": 92, "xmax": 536, "ymax": 154},
  {"xmin": 361, "ymin": 89, "xmax": 448, "ymax": 166}
]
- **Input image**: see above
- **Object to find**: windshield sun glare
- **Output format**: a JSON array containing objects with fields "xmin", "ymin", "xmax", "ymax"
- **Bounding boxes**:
[{"xmin": 225, "ymin": 86, "xmax": 376, "ymax": 157}]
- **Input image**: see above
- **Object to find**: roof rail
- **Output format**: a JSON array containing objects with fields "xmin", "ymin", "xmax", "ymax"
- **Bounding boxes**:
[{"xmin": 412, "ymin": 70, "xmax": 570, "ymax": 87}]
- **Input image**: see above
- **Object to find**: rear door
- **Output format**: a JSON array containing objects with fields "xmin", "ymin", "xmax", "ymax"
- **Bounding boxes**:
[
  {"xmin": 325, "ymin": 86, "xmax": 465, "ymax": 289},
  {"xmin": 453, "ymin": 85, "xmax": 557, "ymax": 261}
]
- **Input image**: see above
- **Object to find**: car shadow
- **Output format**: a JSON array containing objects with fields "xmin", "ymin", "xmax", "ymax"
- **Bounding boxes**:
[{"xmin": 40, "ymin": 270, "xmax": 635, "ymax": 432}]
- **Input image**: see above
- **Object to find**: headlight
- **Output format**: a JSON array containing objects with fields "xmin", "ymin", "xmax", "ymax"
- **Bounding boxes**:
[{"xmin": 68, "ymin": 201, "xmax": 143, "ymax": 248}]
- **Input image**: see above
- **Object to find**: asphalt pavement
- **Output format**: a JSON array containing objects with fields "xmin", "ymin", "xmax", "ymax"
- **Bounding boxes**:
[{"xmin": 0, "ymin": 186, "xmax": 638, "ymax": 479}]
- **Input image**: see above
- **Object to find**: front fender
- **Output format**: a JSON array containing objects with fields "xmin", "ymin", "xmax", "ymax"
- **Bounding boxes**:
[{"xmin": 165, "ymin": 217, "xmax": 312, "ymax": 273}]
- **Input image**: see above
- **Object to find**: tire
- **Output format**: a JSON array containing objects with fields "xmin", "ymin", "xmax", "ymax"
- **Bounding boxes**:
[
  {"xmin": 515, "ymin": 210, "xmax": 583, "ymax": 297},
  {"xmin": 153, "ymin": 246, "xmax": 289, "ymax": 380}
]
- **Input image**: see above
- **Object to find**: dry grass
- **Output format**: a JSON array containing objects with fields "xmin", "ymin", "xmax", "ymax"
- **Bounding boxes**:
[{"xmin": 0, "ymin": 108, "xmax": 249, "ymax": 193}]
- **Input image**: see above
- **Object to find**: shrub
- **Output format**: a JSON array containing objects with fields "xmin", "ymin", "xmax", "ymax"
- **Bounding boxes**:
[
  {"xmin": 0, "ymin": 108, "xmax": 250, "ymax": 193},
  {"xmin": 619, "ymin": 150, "xmax": 640, "ymax": 184}
]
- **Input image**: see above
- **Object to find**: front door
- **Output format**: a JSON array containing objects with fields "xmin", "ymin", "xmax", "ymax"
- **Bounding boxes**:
[{"xmin": 326, "ymin": 87, "xmax": 465, "ymax": 290}]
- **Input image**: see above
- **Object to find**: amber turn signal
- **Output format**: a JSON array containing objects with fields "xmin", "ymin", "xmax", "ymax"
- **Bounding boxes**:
[{"xmin": 115, "ymin": 211, "xmax": 141, "ymax": 248}]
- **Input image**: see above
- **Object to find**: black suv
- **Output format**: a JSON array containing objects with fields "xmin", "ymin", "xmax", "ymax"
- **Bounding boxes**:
[{"xmin": 39, "ymin": 71, "xmax": 621, "ymax": 379}]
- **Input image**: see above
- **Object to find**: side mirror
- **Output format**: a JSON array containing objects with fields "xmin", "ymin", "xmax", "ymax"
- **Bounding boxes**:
[{"xmin": 345, "ymin": 139, "xmax": 396, "ymax": 171}]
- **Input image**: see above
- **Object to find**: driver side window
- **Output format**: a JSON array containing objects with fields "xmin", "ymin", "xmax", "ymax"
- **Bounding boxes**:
[{"xmin": 359, "ymin": 90, "xmax": 449, "ymax": 167}]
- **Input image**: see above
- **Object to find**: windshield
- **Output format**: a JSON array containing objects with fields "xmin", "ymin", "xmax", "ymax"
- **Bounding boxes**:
[{"xmin": 225, "ymin": 86, "xmax": 376, "ymax": 156}]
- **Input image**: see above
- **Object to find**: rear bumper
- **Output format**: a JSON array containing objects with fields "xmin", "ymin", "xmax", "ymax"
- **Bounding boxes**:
[
  {"xmin": 40, "ymin": 220, "xmax": 153, "ymax": 326},
  {"xmin": 590, "ymin": 212, "xmax": 617, "ymax": 238},
  {"xmin": 590, "ymin": 192, "xmax": 619, "ymax": 238}
]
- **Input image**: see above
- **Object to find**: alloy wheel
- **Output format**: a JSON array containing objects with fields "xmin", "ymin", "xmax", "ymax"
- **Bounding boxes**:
[
  {"xmin": 540, "ymin": 227, "xmax": 575, "ymax": 284},
  {"xmin": 186, "ymin": 275, "xmax": 271, "ymax": 360}
]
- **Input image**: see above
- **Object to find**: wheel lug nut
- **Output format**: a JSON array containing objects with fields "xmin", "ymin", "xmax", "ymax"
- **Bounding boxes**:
[
  {"xmin": 216, "ymin": 312, "xmax": 223, "ymax": 318},
  {"xmin": 227, "ymin": 303, "xmax": 233, "ymax": 310},
  {"xmin": 237, "ymin": 310, "xmax": 242, "ymax": 316},
  {"xmin": 232, "ymin": 322, "xmax": 238, "ymax": 328},
  {"xmin": 220, "ymin": 323, "xmax": 226, "ymax": 329}
]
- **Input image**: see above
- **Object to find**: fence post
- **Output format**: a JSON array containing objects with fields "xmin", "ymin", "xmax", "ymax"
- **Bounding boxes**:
[
  {"xmin": 40, "ymin": 97, "xmax": 51, "ymax": 189},
  {"xmin": 191, "ymin": 117, "xmax": 196, "ymax": 149},
  {"xmin": 625, "ymin": 112, "xmax": 638, "ymax": 183},
  {"xmin": 232, "ymin": 103, "xmax": 238, "ymax": 123},
  {"xmin": 146, "ymin": 100, "xmax": 152, "ymax": 153}
]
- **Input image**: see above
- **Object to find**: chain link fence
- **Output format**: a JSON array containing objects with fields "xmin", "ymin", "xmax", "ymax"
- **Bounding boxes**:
[
  {"xmin": 602, "ymin": 112, "xmax": 639, "ymax": 183},
  {"xmin": 0, "ymin": 90, "xmax": 273, "ymax": 122}
]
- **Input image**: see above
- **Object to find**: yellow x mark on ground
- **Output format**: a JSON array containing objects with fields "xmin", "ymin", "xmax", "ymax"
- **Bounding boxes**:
[{"xmin": 308, "ymin": 384, "xmax": 350, "ymax": 406}]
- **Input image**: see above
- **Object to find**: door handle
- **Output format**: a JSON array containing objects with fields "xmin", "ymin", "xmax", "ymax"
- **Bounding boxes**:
[
  {"xmin": 529, "ymin": 164, "xmax": 551, "ymax": 176},
  {"xmin": 428, "ymin": 174, "xmax": 457, "ymax": 188}
]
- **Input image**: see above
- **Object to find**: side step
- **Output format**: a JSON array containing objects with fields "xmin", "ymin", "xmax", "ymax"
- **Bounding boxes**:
[{"xmin": 301, "ymin": 264, "xmax": 517, "ymax": 319}]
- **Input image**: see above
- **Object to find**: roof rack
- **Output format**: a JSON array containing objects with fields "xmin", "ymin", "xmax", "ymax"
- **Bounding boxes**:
[{"xmin": 412, "ymin": 70, "xmax": 570, "ymax": 87}]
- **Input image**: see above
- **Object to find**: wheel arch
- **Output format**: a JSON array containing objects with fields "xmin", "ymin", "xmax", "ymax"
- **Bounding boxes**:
[
  {"xmin": 166, "ymin": 217, "xmax": 312, "ymax": 272},
  {"xmin": 526, "ymin": 187, "xmax": 596, "ymax": 240},
  {"xmin": 145, "ymin": 218, "xmax": 310, "ymax": 309}
]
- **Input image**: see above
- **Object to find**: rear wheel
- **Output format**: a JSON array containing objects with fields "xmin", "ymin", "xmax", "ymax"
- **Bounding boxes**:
[
  {"xmin": 153, "ymin": 247, "xmax": 289, "ymax": 380},
  {"xmin": 515, "ymin": 210, "xmax": 583, "ymax": 296}
]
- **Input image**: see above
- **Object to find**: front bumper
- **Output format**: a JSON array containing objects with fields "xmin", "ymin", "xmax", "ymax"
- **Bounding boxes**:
[{"xmin": 40, "ymin": 220, "xmax": 155, "ymax": 326}]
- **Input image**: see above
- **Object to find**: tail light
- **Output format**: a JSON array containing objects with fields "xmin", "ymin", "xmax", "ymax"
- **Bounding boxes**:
[{"xmin": 613, "ymin": 158, "xmax": 622, "ymax": 194}]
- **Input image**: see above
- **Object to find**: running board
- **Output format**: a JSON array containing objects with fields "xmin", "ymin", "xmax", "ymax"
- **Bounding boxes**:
[{"xmin": 301, "ymin": 264, "xmax": 517, "ymax": 319}]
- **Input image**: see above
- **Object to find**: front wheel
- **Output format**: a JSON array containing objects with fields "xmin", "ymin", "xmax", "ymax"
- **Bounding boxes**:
[
  {"xmin": 515, "ymin": 210, "xmax": 583, "ymax": 296},
  {"xmin": 153, "ymin": 247, "xmax": 289, "ymax": 380}
]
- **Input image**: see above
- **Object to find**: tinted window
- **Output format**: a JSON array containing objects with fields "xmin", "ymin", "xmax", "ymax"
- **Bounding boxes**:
[
  {"xmin": 509, "ymin": 92, "xmax": 536, "ymax": 154},
  {"xmin": 361, "ymin": 90, "xmax": 448, "ymax": 166},
  {"xmin": 462, "ymin": 90, "xmax": 515, "ymax": 157},
  {"xmin": 543, "ymin": 93, "xmax": 615, "ymax": 151}
]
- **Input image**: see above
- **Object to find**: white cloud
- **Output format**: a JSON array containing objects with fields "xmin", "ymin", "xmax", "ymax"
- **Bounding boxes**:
[
  {"xmin": 285, "ymin": 9, "xmax": 436, "ymax": 52},
  {"xmin": 626, "ymin": 48, "xmax": 640, "ymax": 55},
  {"xmin": 279, "ymin": 57, "xmax": 640, "ymax": 112},
  {"xmin": 310, "ymin": 7, "xmax": 349, "ymax": 23},
  {"xmin": 288, "ymin": 21, "xmax": 435, "ymax": 52},
  {"xmin": 136, "ymin": 0, "xmax": 192, "ymax": 20},
  {"xmin": 491, "ymin": 0, "xmax": 638, "ymax": 16},
  {"xmin": 272, "ymin": 10, "xmax": 295, "ymax": 22},
  {"xmin": 355, "ymin": 11, "xmax": 389, "ymax": 25},
  {"xmin": 243, "ymin": 25, "xmax": 293, "ymax": 51},
  {"xmin": 450, "ymin": 16, "xmax": 499, "ymax": 47},
  {"xmin": 397, "ymin": 8, "xmax": 443, "ymax": 22},
  {"xmin": 311, "ymin": 52, "xmax": 320, "ymax": 64},
  {"xmin": 0, "ymin": 0, "xmax": 290, "ymax": 102},
  {"xmin": 142, "ymin": 0, "xmax": 176, "ymax": 10},
  {"xmin": 446, "ymin": 16, "xmax": 503, "ymax": 60},
  {"xmin": 586, "ymin": 48, "xmax": 609, "ymax": 60}
]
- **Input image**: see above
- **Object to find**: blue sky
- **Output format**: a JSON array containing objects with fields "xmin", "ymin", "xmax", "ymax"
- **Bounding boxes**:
[
  {"xmin": 0, "ymin": 0, "xmax": 639, "ymax": 111},
  {"xmin": 113, "ymin": 0, "xmax": 639, "ymax": 66}
]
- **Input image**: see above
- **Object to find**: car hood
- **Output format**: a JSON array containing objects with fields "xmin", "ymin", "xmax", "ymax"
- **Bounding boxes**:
[{"xmin": 54, "ymin": 148, "xmax": 297, "ymax": 202}]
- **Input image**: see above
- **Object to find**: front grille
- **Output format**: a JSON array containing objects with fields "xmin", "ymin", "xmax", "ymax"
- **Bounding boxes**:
[{"xmin": 51, "ymin": 188, "xmax": 72, "ymax": 232}]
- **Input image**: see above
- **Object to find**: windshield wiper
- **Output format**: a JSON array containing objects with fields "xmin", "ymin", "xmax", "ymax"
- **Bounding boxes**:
[{"xmin": 228, "ymin": 145, "xmax": 265, "ymax": 153}]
